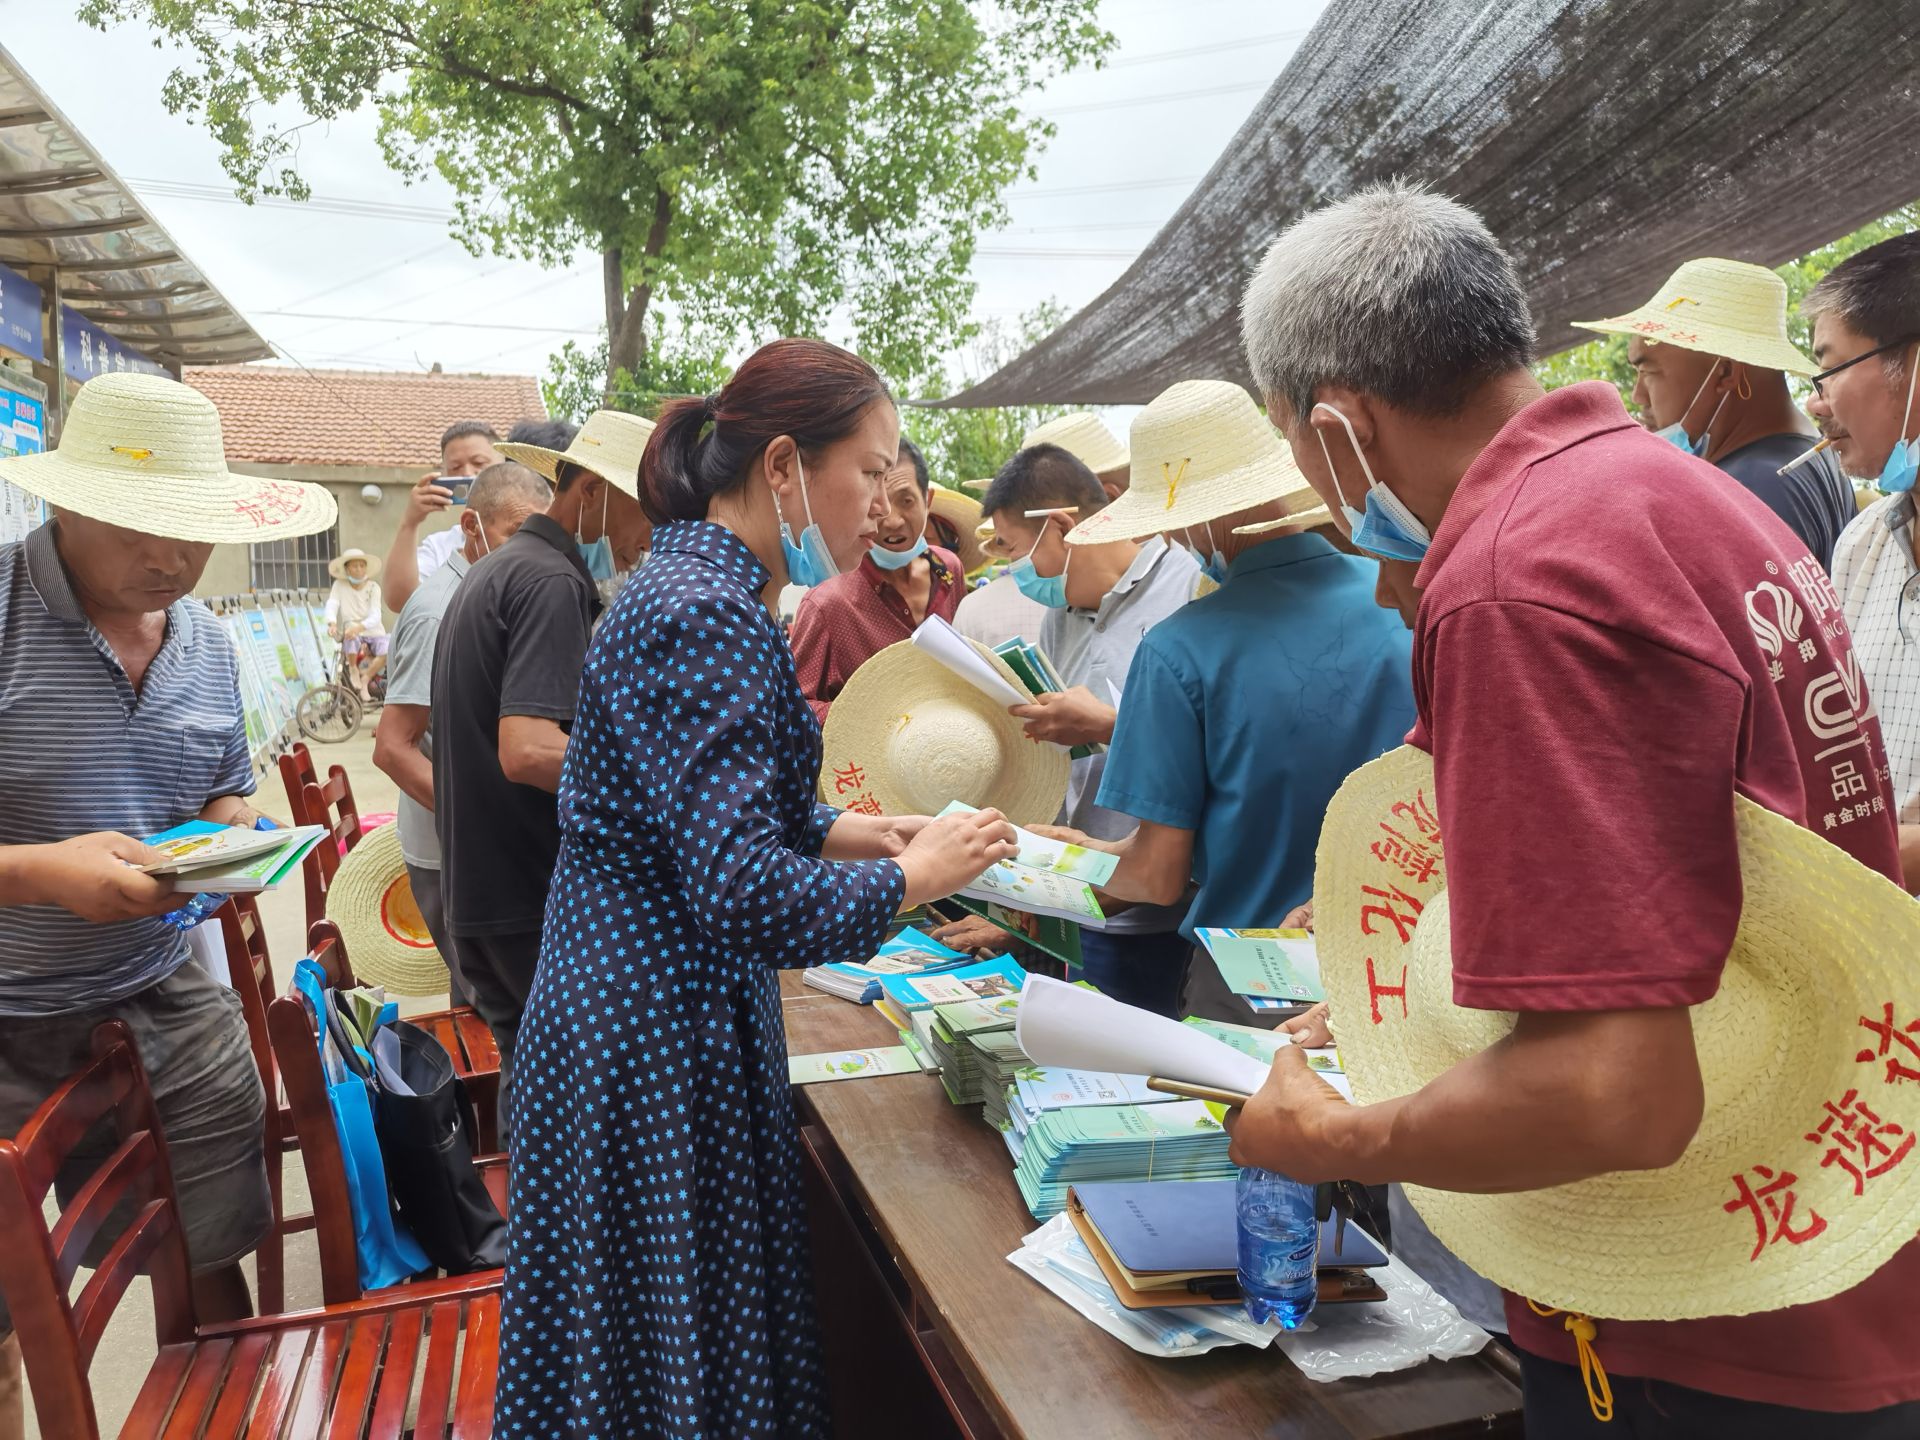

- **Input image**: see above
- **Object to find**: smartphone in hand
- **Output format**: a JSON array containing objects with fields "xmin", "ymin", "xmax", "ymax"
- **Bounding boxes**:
[{"xmin": 439, "ymin": 476, "xmax": 473, "ymax": 505}]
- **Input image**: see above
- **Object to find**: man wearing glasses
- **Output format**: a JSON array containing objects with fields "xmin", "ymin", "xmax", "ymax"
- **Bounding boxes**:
[{"xmin": 1808, "ymin": 231, "xmax": 1920, "ymax": 893}]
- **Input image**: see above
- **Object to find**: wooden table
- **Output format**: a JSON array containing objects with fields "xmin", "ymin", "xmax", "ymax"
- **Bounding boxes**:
[{"xmin": 781, "ymin": 975, "xmax": 1523, "ymax": 1440}]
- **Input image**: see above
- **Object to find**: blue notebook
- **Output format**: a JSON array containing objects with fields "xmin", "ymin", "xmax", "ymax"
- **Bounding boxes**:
[
  {"xmin": 1072, "ymin": 1179, "xmax": 1387, "ymax": 1275},
  {"xmin": 876, "ymin": 955, "xmax": 1027, "ymax": 1013}
]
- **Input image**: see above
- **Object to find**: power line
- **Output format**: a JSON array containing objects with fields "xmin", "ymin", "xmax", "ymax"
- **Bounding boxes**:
[
  {"xmin": 255, "ymin": 309, "xmax": 601, "ymax": 334},
  {"xmin": 1013, "ymin": 174, "xmax": 1202, "ymax": 199},
  {"xmin": 1104, "ymin": 28, "xmax": 1310, "ymax": 69},
  {"xmin": 1040, "ymin": 79, "xmax": 1267, "ymax": 117}
]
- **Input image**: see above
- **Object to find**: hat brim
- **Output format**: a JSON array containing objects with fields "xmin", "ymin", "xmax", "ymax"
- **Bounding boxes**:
[
  {"xmin": 497, "ymin": 440, "xmax": 640, "ymax": 498},
  {"xmin": 325, "ymin": 822, "xmax": 451, "ymax": 997},
  {"xmin": 1570, "ymin": 317, "xmax": 1816, "ymax": 376},
  {"xmin": 1316, "ymin": 746, "xmax": 1920, "ymax": 1321},
  {"xmin": 328, "ymin": 553, "xmax": 383, "ymax": 580},
  {"xmin": 819, "ymin": 640, "xmax": 1068, "ymax": 828},
  {"xmin": 0, "ymin": 449, "xmax": 337, "ymax": 545},
  {"xmin": 1230, "ymin": 506, "xmax": 1337, "ymax": 537},
  {"xmin": 1067, "ymin": 458, "xmax": 1321, "ymax": 546},
  {"xmin": 928, "ymin": 487, "xmax": 987, "ymax": 572}
]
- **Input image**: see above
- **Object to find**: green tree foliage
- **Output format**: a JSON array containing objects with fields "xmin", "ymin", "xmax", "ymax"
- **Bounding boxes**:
[
  {"xmin": 86, "ymin": 0, "xmax": 1112, "ymax": 390},
  {"xmin": 543, "ymin": 326, "xmax": 732, "ymax": 423},
  {"xmin": 1535, "ymin": 202, "xmax": 1920, "ymax": 404},
  {"xmin": 900, "ymin": 302, "xmax": 1075, "ymax": 485}
]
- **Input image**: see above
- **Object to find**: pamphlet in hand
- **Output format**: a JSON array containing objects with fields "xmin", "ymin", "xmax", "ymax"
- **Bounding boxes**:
[
  {"xmin": 990, "ymin": 636, "xmax": 1105, "ymax": 761},
  {"xmin": 938, "ymin": 804, "xmax": 1110, "ymax": 927},
  {"xmin": 940, "ymin": 802, "xmax": 1118, "ymax": 887},
  {"xmin": 141, "ymin": 820, "xmax": 330, "ymax": 894},
  {"xmin": 1196, "ymin": 927, "xmax": 1325, "ymax": 1004}
]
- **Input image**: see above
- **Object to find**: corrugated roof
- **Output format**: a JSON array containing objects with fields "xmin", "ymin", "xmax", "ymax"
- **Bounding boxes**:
[
  {"xmin": 945, "ymin": 0, "xmax": 1920, "ymax": 406},
  {"xmin": 184, "ymin": 365, "xmax": 546, "ymax": 468},
  {"xmin": 0, "ymin": 41, "xmax": 271, "ymax": 369}
]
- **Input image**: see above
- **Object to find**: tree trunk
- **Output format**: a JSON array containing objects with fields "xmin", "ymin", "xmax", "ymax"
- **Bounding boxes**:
[{"xmin": 601, "ymin": 188, "xmax": 674, "ymax": 402}]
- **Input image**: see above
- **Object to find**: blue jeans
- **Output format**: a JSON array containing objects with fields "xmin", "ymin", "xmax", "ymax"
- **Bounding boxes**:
[{"xmin": 1077, "ymin": 928, "xmax": 1191, "ymax": 1017}]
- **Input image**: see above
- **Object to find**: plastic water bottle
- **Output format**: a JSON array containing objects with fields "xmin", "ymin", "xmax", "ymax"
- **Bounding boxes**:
[{"xmin": 1236, "ymin": 1165, "xmax": 1318, "ymax": 1328}]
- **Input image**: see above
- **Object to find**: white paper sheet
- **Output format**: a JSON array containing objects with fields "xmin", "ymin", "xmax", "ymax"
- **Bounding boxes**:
[
  {"xmin": 1014, "ymin": 975, "xmax": 1270, "ymax": 1096},
  {"xmin": 911, "ymin": 615, "xmax": 1031, "ymax": 708}
]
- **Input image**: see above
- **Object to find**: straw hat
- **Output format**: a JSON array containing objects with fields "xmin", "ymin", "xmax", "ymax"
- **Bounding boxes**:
[
  {"xmin": 325, "ymin": 822, "xmax": 451, "ymax": 996},
  {"xmin": 819, "ymin": 640, "xmax": 1067, "ymax": 827},
  {"xmin": 926, "ymin": 483, "xmax": 987, "ymax": 572},
  {"xmin": 1315, "ymin": 745, "xmax": 1920, "ymax": 1322},
  {"xmin": 1571, "ymin": 258, "xmax": 1815, "ymax": 375},
  {"xmin": 0, "ymin": 372, "xmax": 336, "ymax": 544},
  {"xmin": 1022, "ymin": 413, "xmax": 1129, "ymax": 476},
  {"xmin": 498, "ymin": 408, "xmax": 656, "ymax": 498},
  {"xmin": 956, "ymin": 477, "xmax": 993, "ymax": 499},
  {"xmin": 327, "ymin": 548, "xmax": 382, "ymax": 581},
  {"xmin": 1067, "ymin": 381, "xmax": 1328, "ymax": 546}
]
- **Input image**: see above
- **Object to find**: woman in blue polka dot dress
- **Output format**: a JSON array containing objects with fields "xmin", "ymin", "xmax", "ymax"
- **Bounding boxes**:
[{"xmin": 497, "ymin": 338, "xmax": 1020, "ymax": 1438}]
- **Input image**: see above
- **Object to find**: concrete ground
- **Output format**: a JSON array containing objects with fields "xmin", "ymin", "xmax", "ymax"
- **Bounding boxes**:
[{"xmin": 25, "ymin": 727, "xmax": 427, "ymax": 1438}]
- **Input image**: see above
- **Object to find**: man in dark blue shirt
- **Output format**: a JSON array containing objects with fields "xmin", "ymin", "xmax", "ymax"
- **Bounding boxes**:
[{"xmin": 1576, "ymin": 257, "xmax": 1857, "ymax": 568}]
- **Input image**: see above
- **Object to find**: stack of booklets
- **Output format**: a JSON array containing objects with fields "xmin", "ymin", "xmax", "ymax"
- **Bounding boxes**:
[
  {"xmin": 939, "ymin": 802, "xmax": 1111, "ymax": 928},
  {"xmin": 1001, "ymin": 1067, "xmax": 1175, "ymax": 1157},
  {"xmin": 927, "ymin": 993, "xmax": 1026, "ymax": 1104},
  {"xmin": 1066, "ymin": 1179, "xmax": 1388, "ymax": 1309},
  {"xmin": 803, "ymin": 926, "xmax": 974, "ymax": 1003},
  {"xmin": 1195, "ymin": 928, "xmax": 1324, "ymax": 1013},
  {"xmin": 1011, "ymin": 1100, "xmax": 1236, "ymax": 1220},
  {"xmin": 989, "ymin": 636, "xmax": 1103, "ymax": 761},
  {"xmin": 870, "ymin": 956, "xmax": 1028, "ymax": 1072},
  {"xmin": 141, "ymin": 821, "xmax": 329, "ymax": 895}
]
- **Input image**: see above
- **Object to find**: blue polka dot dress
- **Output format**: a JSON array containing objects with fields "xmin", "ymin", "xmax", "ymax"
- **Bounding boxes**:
[{"xmin": 497, "ymin": 520, "xmax": 906, "ymax": 1438}]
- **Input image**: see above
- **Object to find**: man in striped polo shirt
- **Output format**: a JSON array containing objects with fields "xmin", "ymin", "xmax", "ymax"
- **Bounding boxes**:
[{"xmin": 0, "ymin": 374, "xmax": 335, "ymax": 1436}]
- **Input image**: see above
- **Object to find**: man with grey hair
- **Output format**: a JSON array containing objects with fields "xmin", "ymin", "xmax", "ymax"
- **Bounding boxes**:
[
  {"xmin": 1807, "ymin": 233, "xmax": 1920, "ymax": 896},
  {"xmin": 373, "ymin": 459, "xmax": 552, "ymax": 1006},
  {"xmin": 1228, "ymin": 183, "xmax": 1916, "ymax": 1434}
]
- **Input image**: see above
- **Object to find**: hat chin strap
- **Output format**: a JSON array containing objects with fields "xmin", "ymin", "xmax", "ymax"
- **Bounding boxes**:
[{"xmin": 1526, "ymin": 1302, "xmax": 1613, "ymax": 1422}]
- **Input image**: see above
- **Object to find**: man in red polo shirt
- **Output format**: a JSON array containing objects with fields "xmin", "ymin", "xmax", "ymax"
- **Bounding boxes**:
[
  {"xmin": 1228, "ymin": 183, "xmax": 1918, "ymax": 1436},
  {"xmin": 790, "ymin": 437, "xmax": 967, "ymax": 721}
]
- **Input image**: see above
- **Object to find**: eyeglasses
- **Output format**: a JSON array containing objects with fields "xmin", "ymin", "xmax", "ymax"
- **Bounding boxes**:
[{"xmin": 1811, "ymin": 334, "xmax": 1918, "ymax": 398}]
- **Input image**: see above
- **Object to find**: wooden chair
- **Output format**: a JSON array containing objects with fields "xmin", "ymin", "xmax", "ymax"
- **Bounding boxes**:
[
  {"xmin": 0, "ymin": 1020, "xmax": 499, "ymax": 1440},
  {"xmin": 308, "ymin": 919, "xmax": 502, "ymax": 1154},
  {"xmin": 267, "ymin": 983, "xmax": 508, "ymax": 1307},
  {"xmin": 216, "ymin": 895, "xmax": 305, "ymax": 1316},
  {"xmin": 280, "ymin": 742, "xmax": 365, "ymax": 934}
]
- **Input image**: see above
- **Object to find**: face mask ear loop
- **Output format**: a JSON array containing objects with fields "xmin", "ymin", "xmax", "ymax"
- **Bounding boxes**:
[
  {"xmin": 1313, "ymin": 402, "xmax": 1378, "ymax": 510},
  {"xmin": 795, "ymin": 449, "xmax": 818, "ymax": 532},
  {"xmin": 1674, "ymin": 367, "xmax": 1715, "ymax": 441},
  {"xmin": 1899, "ymin": 344, "xmax": 1920, "ymax": 446}
]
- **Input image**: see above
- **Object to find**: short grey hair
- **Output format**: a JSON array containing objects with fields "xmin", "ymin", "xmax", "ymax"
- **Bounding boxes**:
[
  {"xmin": 468, "ymin": 460, "xmax": 551, "ymax": 518},
  {"xmin": 1803, "ymin": 232, "xmax": 1920, "ymax": 378},
  {"xmin": 1241, "ymin": 182, "xmax": 1535, "ymax": 420}
]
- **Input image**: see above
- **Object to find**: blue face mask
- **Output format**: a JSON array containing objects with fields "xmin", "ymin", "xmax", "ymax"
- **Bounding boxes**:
[
  {"xmin": 1649, "ymin": 369, "xmax": 1728, "ymax": 458},
  {"xmin": 869, "ymin": 533, "xmax": 928, "ymax": 571},
  {"xmin": 574, "ymin": 482, "xmax": 617, "ymax": 578},
  {"xmin": 775, "ymin": 452, "xmax": 839, "ymax": 588},
  {"xmin": 1190, "ymin": 520, "xmax": 1230, "ymax": 585},
  {"xmin": 1009, "ymin": 527, "xmax": 1070, "ymax": 608},
  {"xmin": 1314, "ymin": 403, "xmax": 1433, "ymax": 562},
  {"xmin": 1876, "ymin": 355, "xmax": 1919, "ymax": 495}
]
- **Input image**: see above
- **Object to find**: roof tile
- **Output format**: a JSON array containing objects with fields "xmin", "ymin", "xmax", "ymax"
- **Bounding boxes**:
[{"xmin": 183, "ymin": 366, "xmax": 547, "ymax": 468}]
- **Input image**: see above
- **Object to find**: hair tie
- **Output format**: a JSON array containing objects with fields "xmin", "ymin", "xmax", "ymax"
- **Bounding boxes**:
[{"xmin": 702, "ymin": 393, "xmax": 721, "ymax": 420}]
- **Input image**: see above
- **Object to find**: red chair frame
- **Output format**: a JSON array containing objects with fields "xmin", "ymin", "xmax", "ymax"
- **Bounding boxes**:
[{"xmin": 0, "ymin": 1022, "xmax": 500, "ymax": 1439}]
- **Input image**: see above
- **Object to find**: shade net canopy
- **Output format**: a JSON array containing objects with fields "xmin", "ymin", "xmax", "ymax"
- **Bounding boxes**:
[{"xmin": 942, "ymin": 0, "xmax": 1920, "ymax": 408}]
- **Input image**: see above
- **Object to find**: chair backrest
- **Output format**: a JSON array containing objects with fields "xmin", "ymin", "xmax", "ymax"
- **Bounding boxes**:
[
  {"xmin": 0, "ymin": 1022, "xmax": 195, "ymax": 1440},
  {"xmin": 218, "ymin": 896, "xmax": 279, "ymax": 1112},
  {"xmin": 281, "ymin": 741, "xmax": 362, "ymax": 845},
  {"xmin": 278, "ymin": 742, "xmax": 320, "ymax": 824},
  {"xmin": 307, "ymin": 918, "xmax": 357, "ymax": 989},
  {"xmin": 264, "ymin": 990, "xmax": 367, "ymax": 1305},
  {"xmin": 300, "ymin": 770, "xmax": 364, "ymax": 931}
]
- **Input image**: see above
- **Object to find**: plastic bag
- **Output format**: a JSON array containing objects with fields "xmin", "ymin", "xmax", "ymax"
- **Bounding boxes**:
[
  {"xmin": 1006, "ymin": 1215, "xmax": 1281, "ymax": 1358},
  {"xmin": 1272, "ymin": 1254, "xmax": 1491, "ymax": 1381}
]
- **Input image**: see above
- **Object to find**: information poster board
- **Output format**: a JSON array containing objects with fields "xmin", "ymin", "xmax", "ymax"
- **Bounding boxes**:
[
  {"xmin": 222, "ymin": 611, "xmax": 276, "ymax": 759},
  {"xmin": 283, "ymin": 601, "xmax": 330, "ymax": 688}
]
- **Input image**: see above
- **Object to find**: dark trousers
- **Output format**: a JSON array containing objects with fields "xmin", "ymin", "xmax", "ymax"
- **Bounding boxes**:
[
  {"xmin": 450, "ymin": 926, "xmax": 542, "ymax": 1146},
  {"xmin": 403, "ymin": 861, "xmax": 470, "ymax": 1010},
  {"xmin": 1180, "ymin": 941, "xmax": 1311, "ymax": 1028},
  {"xmin": 1077, "ymin": 928, "xmax": 1191, "ymax": 1017},
  {"xmin": 1522, "ymin": 1352, "xmax": 1920, "ymax": 1438}
]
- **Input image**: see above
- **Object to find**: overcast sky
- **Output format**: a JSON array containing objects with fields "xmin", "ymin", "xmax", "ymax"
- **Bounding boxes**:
[{"xmin": 7, "ymin": 0, "xmax": 1326, "ymax": 387}]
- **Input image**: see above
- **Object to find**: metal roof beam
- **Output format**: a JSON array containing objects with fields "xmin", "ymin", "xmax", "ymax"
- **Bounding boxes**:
[{"xmin": 0, "ymin": 168, "xmax": 105, "ymax": 196}]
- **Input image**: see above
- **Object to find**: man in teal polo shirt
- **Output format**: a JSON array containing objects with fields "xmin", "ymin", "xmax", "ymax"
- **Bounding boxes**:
[{"xmin": 1038, "ymin": 380, "xmax": 1416, "ymax": 1020}]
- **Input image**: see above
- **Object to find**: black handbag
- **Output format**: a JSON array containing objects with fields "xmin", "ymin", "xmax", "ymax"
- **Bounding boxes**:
[{"xmin": 370, "ymin": 1018, "xmax": 508, "ymax": 1275}]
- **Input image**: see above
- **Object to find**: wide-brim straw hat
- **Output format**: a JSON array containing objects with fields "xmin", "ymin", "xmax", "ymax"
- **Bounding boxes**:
[
  {"xmin": 819, "ymin": 640, "xmax": 1067, "ymax": 827},
  {"xmin": 327, "ymin": 548, "xmax": 382, "ymax": 581},
  {"xmin": 324, "ymin": 822, "xmax": 451, "ymax": 997},
  {"xmin": 926, "ymin": 484, "xmax": 987, "ymax": 572},
  {"xmin": 0, "ymin": 372, "xmax": 336, "ymax": 544},
  {"xmin": 1067, "ymin": 380, "xmax": 1326, "ymax": 546},
  {"xmin": 1316, "ymin": 745, "xmax": 1920, "ymax": 1322},
  {"xmin": 1571, "ymin": 257, "xmax": 1815, "ymax": 375},
  {"xmin": 499, "ymin": 408, "xmax": 655, "ymax": 498},
  {"xmin": 1023, "ymin": 412, "xmax": 1129, "ymax": 476}
]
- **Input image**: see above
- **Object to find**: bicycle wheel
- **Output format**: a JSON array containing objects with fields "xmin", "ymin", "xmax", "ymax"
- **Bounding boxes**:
[{"xmin": 296, "ymin": 683, "xmax": 364, "ymax": 743}]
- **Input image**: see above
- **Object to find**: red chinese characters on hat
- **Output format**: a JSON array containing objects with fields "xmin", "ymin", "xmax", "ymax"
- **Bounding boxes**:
[{"xmin": 1358, "ymin": 789, "xmax": 1440, "ymax": 1026}]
